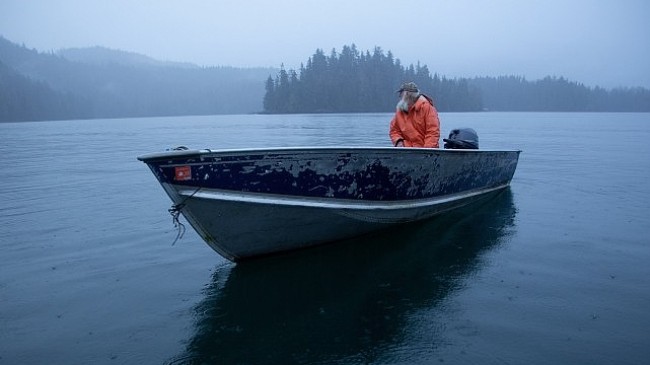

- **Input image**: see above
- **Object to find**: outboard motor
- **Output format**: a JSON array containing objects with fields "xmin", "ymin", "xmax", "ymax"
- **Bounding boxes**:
[{"xmin": 443, "ymin": 128, "xmax": 479, "ymax": 149}]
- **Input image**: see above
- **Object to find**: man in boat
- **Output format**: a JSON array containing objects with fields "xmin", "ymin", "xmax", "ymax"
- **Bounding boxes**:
[{"xmin": 389, "ymin": 82, "xmax": 441, "ymax": 148}]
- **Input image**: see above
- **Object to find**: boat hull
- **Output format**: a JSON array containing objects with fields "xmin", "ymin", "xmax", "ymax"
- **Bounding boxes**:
[{"xmin": 138, "ymin": 147, "xmax": 520, "ymax": 261}]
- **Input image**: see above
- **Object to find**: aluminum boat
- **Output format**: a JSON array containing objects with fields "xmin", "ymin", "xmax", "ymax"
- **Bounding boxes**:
[{"xmin": 138, "ymin": 146, "xmax": 520, "ymax": 262}]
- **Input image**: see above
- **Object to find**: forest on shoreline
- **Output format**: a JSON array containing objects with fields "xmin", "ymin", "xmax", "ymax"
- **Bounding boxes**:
[
  {"xmin": 2, "ymin": 37, "xmax": 649, "ymax": 123},
  {"xmin": 263, "ymin": 45, "xmax": 650, "ymax": 114},
  {"xmin": 263, "ymin": 46, "xmax": 481, "ymax": 113}
]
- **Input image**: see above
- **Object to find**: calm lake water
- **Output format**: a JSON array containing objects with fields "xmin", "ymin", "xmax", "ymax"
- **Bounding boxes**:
[{"xmin": 1, "ymin": 112, "xmax": 650, "ymax": 364}]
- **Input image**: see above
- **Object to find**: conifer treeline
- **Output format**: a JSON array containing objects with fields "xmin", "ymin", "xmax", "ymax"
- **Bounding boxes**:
[
  {"xmin": 470, "ymin": 76, "xmax": 650, "ymax": 112},
  {"xmin": 263, "ymin": 45, "xmax": 482, "ymax": 114},
  {"xmin": 264, "ymin": 44, "xmax": 650, "ymax": 113}
]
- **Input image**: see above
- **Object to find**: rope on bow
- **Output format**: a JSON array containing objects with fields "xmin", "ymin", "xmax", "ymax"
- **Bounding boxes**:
[{"xmin": 167, "ymin": 186, "xmax": 202, "ymax": 245}]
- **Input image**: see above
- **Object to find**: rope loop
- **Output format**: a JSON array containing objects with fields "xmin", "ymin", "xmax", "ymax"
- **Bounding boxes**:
[
  {"xmin": 167, "ymin": 186, "xmax": 202, "ymax": 246},
  {"xmin": 168, "ymin": 203, "xmax": 186, "ymax": 245}
]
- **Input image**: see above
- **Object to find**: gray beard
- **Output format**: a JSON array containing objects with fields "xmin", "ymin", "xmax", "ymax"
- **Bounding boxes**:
[{"xmin": 396, "ymin": 99, "xmax": 409, "ymax": 112}]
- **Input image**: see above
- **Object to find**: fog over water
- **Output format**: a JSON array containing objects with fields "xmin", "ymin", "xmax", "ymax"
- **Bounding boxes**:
[{"xmin": 1, "ymin": 0, "xmax": 649, "ymax": 89}]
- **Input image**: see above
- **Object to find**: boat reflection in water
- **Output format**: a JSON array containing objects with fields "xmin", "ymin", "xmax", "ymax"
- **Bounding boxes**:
[{"xmin": 166, "ymin": 189, "xmax": 517, "ymax": 364}]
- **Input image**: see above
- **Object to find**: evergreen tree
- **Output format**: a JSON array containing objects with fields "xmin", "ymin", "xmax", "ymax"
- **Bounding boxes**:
[{"xmin": 262, "ymin": 75, "xmax": 276, "ymax": 113}]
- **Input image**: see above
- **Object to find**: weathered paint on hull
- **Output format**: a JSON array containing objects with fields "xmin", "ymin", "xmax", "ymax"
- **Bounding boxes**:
[{"xmin": 138, "ymin": 147, "xmax": 520, "ymax": 261}]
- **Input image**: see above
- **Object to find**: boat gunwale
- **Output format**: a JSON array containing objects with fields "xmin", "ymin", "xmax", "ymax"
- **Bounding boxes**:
[{"xmin": 137, "ymin": 146, "xmax": 521, "ymax": 162}]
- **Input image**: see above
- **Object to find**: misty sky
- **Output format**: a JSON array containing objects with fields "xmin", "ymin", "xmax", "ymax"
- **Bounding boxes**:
[{"xmin": 1, "ymin": 0, "xmax": 649, "ymax": 89}]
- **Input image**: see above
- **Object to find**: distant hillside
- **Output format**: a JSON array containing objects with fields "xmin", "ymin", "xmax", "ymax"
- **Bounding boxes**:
[
  {"xmin": 57, "ymin": 46, "xmax": 199, "ymax": 69},
  {"xmin": 0, "ymin": 60, "xmax": 91, "ymax": 122},
  {"xmin": 2, "ymin": 36, "xmax": 648, "ymax": 122},
  {"xmin": 0, "ymin": 36, "xmax": 276, "ymax": 122}
]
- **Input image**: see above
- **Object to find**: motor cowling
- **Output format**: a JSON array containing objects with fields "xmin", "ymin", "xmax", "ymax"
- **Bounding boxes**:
[{"xmin": 443, "ymin": 128, "xmax": 479, "ymax": 149}]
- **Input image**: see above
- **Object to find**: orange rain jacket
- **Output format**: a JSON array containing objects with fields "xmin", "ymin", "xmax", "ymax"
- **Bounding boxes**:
[{"xmin": 389, "ymin": 95, "xmax": 440, "ymax": 148}]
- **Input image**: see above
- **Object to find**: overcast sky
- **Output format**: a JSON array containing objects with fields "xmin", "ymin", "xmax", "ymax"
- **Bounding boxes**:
[{"xmin": 1, "ymin": 0, "xmax": 649, "ymax": 89}]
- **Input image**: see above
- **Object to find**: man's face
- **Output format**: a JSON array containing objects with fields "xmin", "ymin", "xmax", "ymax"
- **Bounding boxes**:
[{"xmin": 396, "ymin": 91, "xmax": 410, "ymax": 112}]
